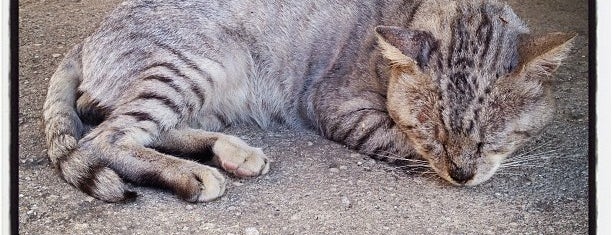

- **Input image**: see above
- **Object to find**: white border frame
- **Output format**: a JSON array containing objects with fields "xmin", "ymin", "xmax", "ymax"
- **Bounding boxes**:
[
  {"xmin": 1, "ymin": 0, "xmax": 11, "ymax": 233},
  {"xmin": 0, "ymin": 0, "xmax": 608, "ymax": 234},
  {"xmin": 597, "ymin": 0, "xmax": 610, "ymax": 234}
]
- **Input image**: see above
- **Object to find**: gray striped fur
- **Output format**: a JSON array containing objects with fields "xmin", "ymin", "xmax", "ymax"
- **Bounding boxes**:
[{"xmin": 43, "ymin": 0, "xmax": 574, "ymax": 201}]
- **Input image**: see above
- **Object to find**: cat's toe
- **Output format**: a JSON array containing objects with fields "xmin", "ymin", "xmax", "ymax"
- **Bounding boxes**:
[
  {"xmin": 218, "ymin": 147, "xmax": 270, "ymax": 177},
  {"xmin": 234, "ymin": 148, "xmax": 270, "ymax": 177},
  {"xmin": 192, "ymin": 166, "xmax": 227, "ymax": 202},
  {"xmin": 213, "ymin": 136, "xmax": 271, "ymax": 178}
]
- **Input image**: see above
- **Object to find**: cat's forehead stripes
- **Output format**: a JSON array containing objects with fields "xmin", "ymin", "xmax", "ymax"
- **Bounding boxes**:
[{"xmin": 423, "ymin": 1, "xmax": 527, "ymax": 135}]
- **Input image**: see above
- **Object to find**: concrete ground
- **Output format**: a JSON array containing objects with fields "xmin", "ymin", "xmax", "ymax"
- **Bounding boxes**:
[{"xmin": 18, "ymin": 0, "xmax": 589, "ymax": 234}]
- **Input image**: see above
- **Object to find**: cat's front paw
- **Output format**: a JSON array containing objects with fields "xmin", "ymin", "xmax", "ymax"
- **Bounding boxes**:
[
  {"xmin": 195, "ymin": 166, "xmax": 227, "ymax": 202},
  {"xmin": 180, "ymin": 165, "xmax": 227, "ymax": 202},
  {"xmin": 212, "ymin": 136, "xmax": 270, "ymax": 178}
]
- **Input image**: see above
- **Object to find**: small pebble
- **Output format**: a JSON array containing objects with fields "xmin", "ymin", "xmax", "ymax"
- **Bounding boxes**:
[
  {"xmin": 202, "ymin": 223, "xmax": 215, "ymax": 229},
  {"xmin": 74, "ymin": 223, "xmax": 89, "ymax": 229},
  {"xmin": 357, "ymin": 161, "xmax": 363, "ymax": 166},
  {"xmin": 244, "ymin": 227, "xmax": 260, "ymax": 235},
  {"xmin": 232, "ymin": 181, "xmax": 244, "ymax": 187},
  {"xmin": 52, "ymin": 53, "xmax": 62, "ymax": 58},
  {"xmin": 185, "ymin": 205, "xmax": 195, "ymax": 210},
  {"xmin": 341, "ymin": 196, "xmax": 352, "ymax": 208},
  {"xmin": 307, "ymin": 141, "xmax": 314, "ymax": 146}
]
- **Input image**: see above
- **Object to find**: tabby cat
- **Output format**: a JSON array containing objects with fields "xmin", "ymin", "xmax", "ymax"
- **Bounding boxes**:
[{"xmin": 43, "ymin": 0, "xmax": 575, "ymax": 202}]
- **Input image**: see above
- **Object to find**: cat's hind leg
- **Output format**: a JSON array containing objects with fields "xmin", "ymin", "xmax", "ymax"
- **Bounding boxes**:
[
  {"xmin": 153, "ymin": 128, "xmax": 270, "ymax": 178},
  {"xmin": 73, "ymin": 116, "xmax": 227, "ymax": 202}
]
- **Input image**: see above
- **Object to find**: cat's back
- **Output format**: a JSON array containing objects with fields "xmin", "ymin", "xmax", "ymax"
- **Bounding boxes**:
[
  {"xmin": 77, "ymin": 0, "xmax": 390, "ymax": 127},
  {"xmin": 80, "ymin": 0, "xmax": 369, "ymax": 82},
  {"xmin": 78, "ymin": 0, "xmax": 384, "ymax": 106},
  {"xmin": 89, "ymin": 0, "xmax": 364, "ymax": 38}
]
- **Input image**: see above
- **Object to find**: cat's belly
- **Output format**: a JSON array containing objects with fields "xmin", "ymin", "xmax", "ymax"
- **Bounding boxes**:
[
  {"xmin": 191, "ymin": 85, "xmax": 295, "ymax": 131},
  {"xmin": 189, "ymin": 51, "xmax": 300, "ymax": 130}
]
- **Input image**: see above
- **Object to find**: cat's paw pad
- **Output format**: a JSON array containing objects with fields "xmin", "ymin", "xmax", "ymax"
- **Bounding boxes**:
[{"xmin": 213, "ymin": 136, "xmax": 270, "ymax": 178}]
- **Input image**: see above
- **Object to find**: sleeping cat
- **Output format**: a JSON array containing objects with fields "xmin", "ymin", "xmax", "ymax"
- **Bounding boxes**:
[{"xmin": 43, "ymin": 0, "xmax": 575, "ymax": 202}]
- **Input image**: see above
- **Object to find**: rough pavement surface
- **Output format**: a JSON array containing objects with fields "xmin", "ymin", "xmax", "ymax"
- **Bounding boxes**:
[{"xmin": 18, "ymin": 0, "xmax": 589, "ymax": 234}]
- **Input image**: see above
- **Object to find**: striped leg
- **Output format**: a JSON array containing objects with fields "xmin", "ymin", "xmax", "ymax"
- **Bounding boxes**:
[
  {"xmin": 313, "ymin": 90, "xmax": 419, "ymax": 162},
  {"xmin": 154, "ymin": 128, "xmax": 270, "ymax": 178},
  {"xmin": 75, "ymin": 117, "xmax": 227, "ymax": 202}
]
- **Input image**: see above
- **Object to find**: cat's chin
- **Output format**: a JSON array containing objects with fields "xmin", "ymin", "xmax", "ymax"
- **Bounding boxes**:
[
  {"xmin": 462, "ymin": 163, "xmax": 501, "ymax": 186},
  {"xmin": 457, "ymin": 155, "xmax": 504, "ymax": 186}
]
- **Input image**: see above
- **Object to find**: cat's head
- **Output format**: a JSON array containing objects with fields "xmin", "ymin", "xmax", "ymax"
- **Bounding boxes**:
[{"xmin": 375, "ymin": 15, "xmax": 575, "ymax": 185}]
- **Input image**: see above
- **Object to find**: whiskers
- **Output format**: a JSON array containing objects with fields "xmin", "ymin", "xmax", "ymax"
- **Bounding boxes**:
[
  {"xmin": 368, "ymin": 150, "xmax": 435, "ymax": 177},
  {"xmin": 499, "ymin": 134, "xmax": 582, "ymax": 175}
]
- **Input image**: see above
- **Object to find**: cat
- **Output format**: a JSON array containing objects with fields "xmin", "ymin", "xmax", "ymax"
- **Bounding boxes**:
[{"xmin": 42, "ymin": 0, "xmax": 575, "ymax": 202}]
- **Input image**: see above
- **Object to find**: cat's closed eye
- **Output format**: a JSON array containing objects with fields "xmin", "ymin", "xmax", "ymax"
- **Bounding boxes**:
[{"xmin": 512, "ymin": 130, "xmax": 532, "ymax": 138}]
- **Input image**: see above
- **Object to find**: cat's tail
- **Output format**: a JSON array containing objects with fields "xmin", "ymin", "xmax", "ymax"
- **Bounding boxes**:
[{"xmin": 42, "ymin": 43, "xmax": 134, "ymax": 202}]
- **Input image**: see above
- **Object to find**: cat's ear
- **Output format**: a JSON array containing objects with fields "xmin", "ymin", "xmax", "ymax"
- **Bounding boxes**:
[
  {"xmin": 517, "ymin": 32, "xmax": 577, "ymax": 77},
  {"xmin": 375, "ymin": 26, "xmax": 437, "ymax": 71}
]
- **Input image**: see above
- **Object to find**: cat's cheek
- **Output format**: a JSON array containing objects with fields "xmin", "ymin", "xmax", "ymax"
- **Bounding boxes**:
[{"xmin": 425, "ymin": 158, "xmax": 456, "ymax": 185}]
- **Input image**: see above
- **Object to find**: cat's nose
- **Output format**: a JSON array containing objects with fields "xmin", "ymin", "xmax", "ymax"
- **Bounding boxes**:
[{"xmin": 449, "ymin": 167, "xmax": 474, "ymax": 185}]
